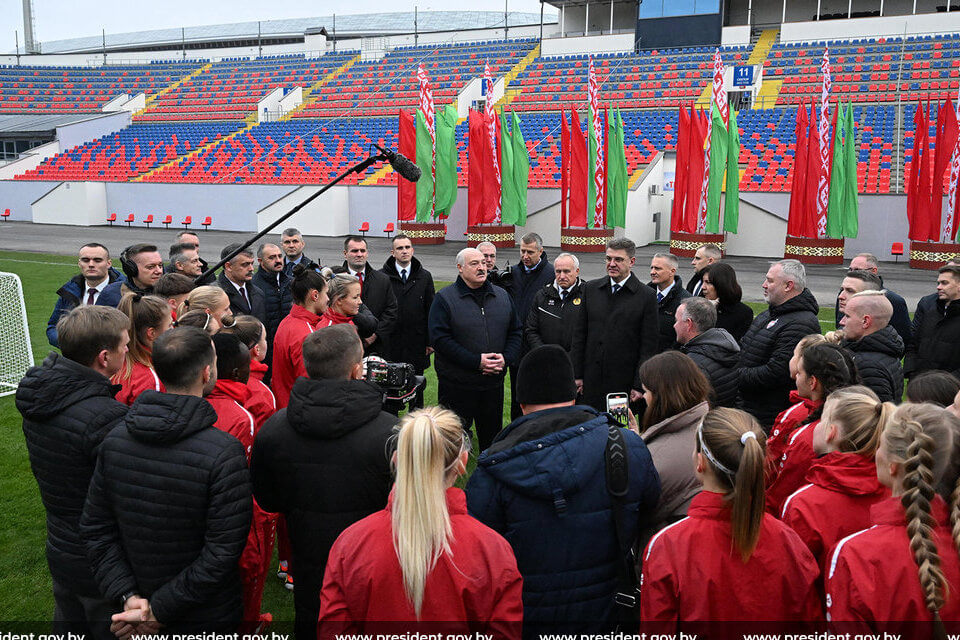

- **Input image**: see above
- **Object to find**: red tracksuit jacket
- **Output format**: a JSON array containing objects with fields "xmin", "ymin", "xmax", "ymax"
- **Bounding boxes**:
[
  {"xmin": 766, "ymin": 392, "xmax": 821, "ymax": 482},
  {"xmin": 781, "ymin": 451, "xmax": 889, "ymax": 570},
  {"xmin": 640, "ymin": 491, "xmax": 822, "ymax": 625},
  {"xmin": 206, "ymin": 379, "xmax": 255, "ymax": 459},
  {"xmin": 246, "ymin": 359, "xmax": 276, "ymax": 431},
  {"xmin": 826, "ymin": 495, "xmax": 960, "ymax": 633},
  {"xmin": 113, "ymin": 361, "xmax": 164, "ymax": 406},
  {"xmin": 271, "ymin": 304, "xmax": 322, "ymax": 409},
  {"xmin": 318, "ymin": 488, "xmax": 523, "ymax": 639},
  {"xmin": 766, "ymin": 419, "xmax": 820, "ymax": 516}
]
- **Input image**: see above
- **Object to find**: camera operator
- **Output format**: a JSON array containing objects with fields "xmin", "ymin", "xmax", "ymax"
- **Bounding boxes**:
[{"xmin": 251, "ymin": 324, "xmax": 394, "ymax": 640}]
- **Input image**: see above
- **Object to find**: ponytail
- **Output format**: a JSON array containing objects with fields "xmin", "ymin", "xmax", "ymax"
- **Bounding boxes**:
[
  {"xmin": 290, "ymin": 263, "xmax": 327, "ymax": 304},
  {"xmin": 697, "ymin": 407, "xmax": 766, "ymax": 561},
  {"xmin": 391, "ymin": 407, "xmax": 469, "ymax": 618},
  {"xmin": 177, "ymin": 285, "xmax": 228, "ymax": 320},
  {"xmin": 116, "ymin": 293, "xmax": 169, "ymax": 380},
  {"xmin": 219, "ymin": 314, "xmax": 265, "ymax": 350},
  {"xmin": 801, "ymin": 343, "xmax": 860, "ymax": 421},
  {"xmin": 822, "ymin": 385, "xmax": 892, "ymax": 456}
]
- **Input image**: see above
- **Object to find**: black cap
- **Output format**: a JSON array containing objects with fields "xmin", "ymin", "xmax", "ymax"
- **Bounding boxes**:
[{"xmin": 515, "ymin": 345, "xmax": 578, "ymax": 406}]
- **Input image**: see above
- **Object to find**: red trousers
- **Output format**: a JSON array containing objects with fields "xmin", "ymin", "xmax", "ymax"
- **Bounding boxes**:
[{"xmin": 239, "ymin": 499, "xmax": 277, "ymax": 630}]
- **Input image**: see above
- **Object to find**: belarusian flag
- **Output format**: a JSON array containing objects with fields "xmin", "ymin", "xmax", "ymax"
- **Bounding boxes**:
[
  {"xmin": 724, "ymin": 107, "xmax": 740, "ymax": 233},
  {"xmin": 587, "ymin": 57, "xmax": 606, "ymax": 228},
  {"xmin": 606, "ymin": 108, "xmax": 628, "ymax": 229},
  {"xmin": 499, "ymin": 110, "xmax": 518, "ymax": 224},
  {"xmin": 434, "ymin": 103, "xmax": 458, "ymax": 218},
  {"xmin": 705, "ymin": 103, "xmax": 728, "ymax": 233},
  {"xmin": 511, "ymin": 110, "xmax": 529, "ymax": 225},
  {"xmin": 415, "ymin": 64, "xmax": 436, "ymax": 222}
]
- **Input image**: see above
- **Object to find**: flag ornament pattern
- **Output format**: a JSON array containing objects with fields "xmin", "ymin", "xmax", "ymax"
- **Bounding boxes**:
[
  {"xmin": 484, "ymin": 62, "xmax": 502, "ymax": 223},
  {"xmin": 697, "ymin": 49, "xmax": 726, "ymax": 231},
  {"xmin": 416, "ymin": 63, "xmax": 436, "ymax": 221},
  {"xmin": 588, "ymin": 57, "xmax": 606, "ymax": 228},
  {"xmin": 948, "ymin": 93, "xmax": 960, "ymax": 242},
  {"xmin": 816, "ymin": 47, "xmax": 832, "ymax": 237}
]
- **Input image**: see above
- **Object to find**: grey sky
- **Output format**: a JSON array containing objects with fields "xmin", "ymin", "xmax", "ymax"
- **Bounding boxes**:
[{"xmin": 2, "ymin": 0, "xmax": 549, "ymax": 54}]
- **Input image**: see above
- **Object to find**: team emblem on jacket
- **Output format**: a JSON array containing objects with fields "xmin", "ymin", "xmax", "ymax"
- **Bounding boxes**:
[
  {"xmin": 766, "ymin": 318, "xmax": 779, "ymax": 329},
  {"xmin": 573, "ymin": 298, "xmax": 581, "ymax": 305}
]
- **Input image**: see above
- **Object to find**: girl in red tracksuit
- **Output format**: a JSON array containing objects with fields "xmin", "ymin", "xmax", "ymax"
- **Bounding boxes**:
[
  {"xmin": 112, "ymin": 293, "xmax": 171, "ymax": 405},
  {"xmin": 317, "ymin": 273, "xmax": 361, "ymax": 328},
  {"xmin": 767, "ymin": 342, "xmax": 859, "ymax": 516},
  {"xmin": 271, "ymin": 266, "xmax": 329, "ymax": 410},
  {"xmin": 318, "ymin": 407, "xmax": 523, "ymax": 639},
  {"xmin": 781, "ymin": 386, "xmax": 891, "ymax": 572},
  {"xmin": 221, "ymin": 314, "xmax": 276, "ymax": 429},
  {"xmin": 640, "ymin": 407, "xmax": 821, "ymax": 628},
  {"xmin": 826, "ymin": 403, "xmax": 960, "ymax": 636},
  {"xmin": 766, "ymin": 334, "xmax": 827, "ymax": 473}
]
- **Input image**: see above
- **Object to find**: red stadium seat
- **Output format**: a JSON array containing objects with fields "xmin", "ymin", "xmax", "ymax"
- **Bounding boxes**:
[
  {"xmin": 182, "ymin": 215, "xmax": 192, "ymax": 229},
  {"xmin": 106, "ymin": 213, "xmax": 117, "ymax": 226},
  {"xmin": 143, "ymin": 214, "xmax": 153, "ymax": 228},
  {"xmin": 358, "ymin": 221, "xmax": 370, "ymax": 236},
  {"xmin": 1, "ymin": 208, "xmax": 9, "ymax": 222},
  {"xmin": 891, "ymin": 242, "xmax": 904, "ymax": 262},
  {"xmin": 161, "ymin": 215, "xmax": 172, "ymax": 229},
  {"xmin": 124, "ymin": 214, "xmax": 135, "ymax": 228},
  {"xmin": 201, "ymin": 216, "xmax": 212, "ymax": 230},
  {"xmin": 383, "ymin": 222, "xmax": 395, "ymax": 238}
]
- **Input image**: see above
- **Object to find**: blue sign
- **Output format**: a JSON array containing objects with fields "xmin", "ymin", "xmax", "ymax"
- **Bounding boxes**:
[{"xmin": 733, "ymin": 66, "xmax": 754, "ymax": 87}]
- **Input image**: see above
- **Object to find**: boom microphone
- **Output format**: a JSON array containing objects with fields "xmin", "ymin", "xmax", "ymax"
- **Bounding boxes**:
[{"xmin": 374, "ymin": 144, "xmax": 422, "ymax": 182}]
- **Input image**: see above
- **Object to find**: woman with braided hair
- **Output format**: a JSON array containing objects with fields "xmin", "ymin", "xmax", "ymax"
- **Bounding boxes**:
[
  {"xmin": 640, "ymin": 407, "xmax": 820, "ymax": 625},
  {"xmin": 826, "ymin": 403, "xmax": 960, "ymax": 635},
  {"xmin": 766, "ymin": 342, "xmax": 860, "ymax": 515}
]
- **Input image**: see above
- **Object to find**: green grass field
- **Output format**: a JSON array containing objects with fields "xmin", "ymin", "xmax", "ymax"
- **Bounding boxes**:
[{"xmin": 0, "ymin": 249, "xmax": 837, "ymax": 623}]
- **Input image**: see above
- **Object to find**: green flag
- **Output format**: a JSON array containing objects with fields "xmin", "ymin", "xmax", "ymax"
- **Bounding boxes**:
[
  {"xmin": 825, "ymin": 103, "xmax": 846, "ymax": 239},
  {"xmin": 842, "ymin": 101, "xmax": 859, "ymax": 238},
  {"xmin": 499, "ymin": 110, "xmax": 518, "ymax": 225},
  {"xmin": 606, "ymin": 108, "xmax": 628, "ymax": 228},
  {"xmin": 434, "ymin": 104, "xmax": 458, "ymax": 217},
  {"xmin": 705, "ymin": 104, "xmax": 728, "ymax": 233},
  {"xmin": 511, "ymin": 110, "xmax": 530, "ymax": 225},
  {"xmin": 724, "ymin": 108, "xmax": 740, "ymax": 233},
  {"xmin": 415, "ymin": 109, "xmax": 435, "ymax": 222}
]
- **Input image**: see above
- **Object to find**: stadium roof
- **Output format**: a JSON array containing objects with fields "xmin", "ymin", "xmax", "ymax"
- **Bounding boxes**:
[
  {"xmin": 0, "ymin": 113, "xmax": 113, "ymax": 135},
  {"xmin": 37, "ymin": 11, "xmax": 558, "ymax": 54}
]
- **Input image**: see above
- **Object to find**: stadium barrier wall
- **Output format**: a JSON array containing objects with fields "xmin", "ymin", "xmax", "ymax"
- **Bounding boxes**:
[
  {"xmin": 780, "ymin": 11, "xmax": 960, "ymax": 43},
  {"xmin": 32, "ymin": 181, "xmax": 107, "ymax": 226},
  {"xmin": 0, "ymin": 142, "xmax": 59, "ymax": 181},
  {"xmin": 0, "ymin": 180, "xmax": 60, "ymax": 220},
  {"xmin": 56, "ymin": 112, "xmax": 131, "ymax": 152}
]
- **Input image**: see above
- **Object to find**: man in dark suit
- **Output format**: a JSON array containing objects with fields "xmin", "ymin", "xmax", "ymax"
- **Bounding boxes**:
[
  {"xmin": 281, "ymin": 228, "xmax": 312, "ymax": 277},
  {"xmin": 380, "ymin": 234, "xmax": 435, "ymax": 408},
  {"xmin": 218, "ymin": 243, "xmax": 266, "ymax": 325},
  {"xmin": 341, "ymin": 235, "xmax": 397, "ymax": 356},
  {"xmin": 649, "ymin": 252, "xmax": 691, "ymax": 352},
  {"xmin": 687, "ymin": 243, "xmax": 721, "ymax": 296},
  {"xmin": 571, "ymin": 237, "xmax": 659, "ymax": 411}
]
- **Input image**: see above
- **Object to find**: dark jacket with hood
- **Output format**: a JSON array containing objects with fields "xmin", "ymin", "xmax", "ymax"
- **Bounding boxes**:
[
  {"xmin": 524, "ymin": 279, "xmax": 585, "ymax": 353},
  {"xmin": 680, "ymin": 327, "xmax": 741, "ymax": 408},
  {"xmin": 80, "ymin": 391, "xmax": 251, "ymax": 632},
  {"xmin": 250, "ymin": 377, "xmax": 394, "ymax": 635},
  {"xmin": 251, "ymin": 266, "xmax": 292, "ymax": 341},
  {"xmin": 47, "ymin": 267, "xmax": 125, "ymax": 346},
  {"xmin": 738, "ymin": 289, "xmax": 822, "ymax": 427},
  {"xmin": 842, "ymin": 325, "xmax": 904, "ymax": 403},
  {"xmin": 648, "ymin": 275, "xmax": 691, "ymax": 352},
  {"xmin": 380, "ymin": 255, "xmax": 436, "ymax": 370},
  {"xmin": 905, "ymin": 294, "xmax": 960, "ymax": 379},
  {"xmin": 466, "ymin": 406, "xmax": 661, "ymax": 636},
  {"xmin": 834, "ymin": 278, "xmax": 911, "ymax": 346},
  {"xmin": 498, "ymin": 252, "xmax": 555, "ymax": 344},
  {"xmin": 17, "ymin": 352, "xmax": 128, "ymax": 596},
  {"xmin": 97, "ymin": 278, "xmax": 151, "ymax": 308}
]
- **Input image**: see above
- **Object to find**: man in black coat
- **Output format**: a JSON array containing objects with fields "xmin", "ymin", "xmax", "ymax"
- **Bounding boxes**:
[
  {"xmin": 281, "ymin": 227, "xmax": 312, "ymax": 277},
  {"xmin": 648, "ymin": 252, "xmax": 691, "ymax": 352},
  {"xmin": 381, "ymin": 233, "xmax": 435, "ymax": 408},
  {"xmin": 251, "ymin": 325, "xmax": 394, "ymax": 640},
  {"xmin": 686, "ymin": 243, "xmax": 721, "ymax": 296},
  {"xmin": 840, "ymin": 291, "xmax": 904, "ymax": 403},
  {"xmin": 738, "ymin": 259, "xmax": 822, "ymax": 428},
  {"xmin": 905, "ymin": 265, "xmax": 960, "ymax": 379},
  {"xmin": 218, "ymin": 243, "xmax": 267, "ymax": 325},
  {"xmin": 674, "ymin": 297, "xmax": 741, "ymax": 408},
  {"xmin": 251, "ymin": 242, "xmax": 292, "ymax": 381},
  {"xmin": 81, "ymin": 327, "xmax": 251, "ymax": 634},
  {"xmin": 19, "ymin": 306, "xmax": 131, "ymax": 639},
  {"xmin": 525, "ymin": 252, "xmax": 584, "ymax": 354},
  {"xmin": 498, "ymin": 233, "xmax": 555, "ymax": 419},
  {"xmin": 342, "ymin": 235, "xmax": 398, "ymax": 356},
  {"xmin": 571, "ymin": 238, "xmax": 659, "ymax": 411},
  {"xmin": 834, "ymin": 252, "xmax": 911, "ymax": 344}
]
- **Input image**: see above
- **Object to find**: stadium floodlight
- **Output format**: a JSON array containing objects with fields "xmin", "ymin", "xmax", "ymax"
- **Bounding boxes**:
[{"xmin": 0, "ymin": 272, "xmax": 33, "ymax": 397}]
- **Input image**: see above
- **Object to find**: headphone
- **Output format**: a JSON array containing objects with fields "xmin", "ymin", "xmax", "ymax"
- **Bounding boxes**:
[{"xmin": 119, "ymin": 246, "xmax": 141, "ymax": 281}]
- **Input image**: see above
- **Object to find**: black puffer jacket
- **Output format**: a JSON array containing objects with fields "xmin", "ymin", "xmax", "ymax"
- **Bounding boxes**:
[
  {"xmin": 905, "ymin": 294, "xmax": 960, "ymax": 379},
  {"xmin": 681, "ymin": 328, "xmax": 741, "ymax": 408},
  {"xmin": 251, "ymin": 267, "xmax": 292, "ymax": 340},
  {"xmin": 738, "ymin": 289, "xmax": 822, "ymax": 428},
  {"xmin": 81, "ymin": 392, "xmax": 251, "ymax": 632},
  {"xmin": 843, "ymin": 325, "xmax": 904, "ymax": 403},
  {"xmin": 250, "ymin": 377, "xmax": 395, "ymax": 639},
  {"xmin": 17, "ymin": 353, "xmax": 128, "ymax": 596},
  {"xmin": 648, "ymin": 276, "xmax": 691, "ymax": 353}
]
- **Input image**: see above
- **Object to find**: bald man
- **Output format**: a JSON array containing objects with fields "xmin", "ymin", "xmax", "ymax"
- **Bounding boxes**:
[{"xmin": 840, "ymin": 291, "xmax": 904, "ymax": 403}]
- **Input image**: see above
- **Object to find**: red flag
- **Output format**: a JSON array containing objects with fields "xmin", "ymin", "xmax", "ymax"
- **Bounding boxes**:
[
  {"xmin": 560, "ymin": 110, "xmax": 570, "ymax": 227},
  {"xmin": 933, "ymin": 98, "xmax": 959, "ymax": 239},
  {"xmin": 908, "ymin": 103, "xmax": 926, "ymax": 237},
  {"xmin": 803, "ymin": 101, "xmax": 821, "ymax": 239},
  {"xmin": 787, "ymin": 103, "xmax": 809, "ymax": 237},
  {"xmin": 397, "ymin": 110, "xmax": 417, "ymax": 222},
  {"xmin": 915, "ymin": 100, "xmax": 935, "ymax": 241},
  {"xmin": 569, "ymin": 109, "xmax": 588, "ymax": 227},
  {"xmin": 684, "ymin": 109, "xmax": 706, "ymax": 233},
  {"xmin": 671, "ymin": 105, "xmax": 690, "ymax": 233},
  {"xmin": 468, "ymin": 110, "xmax": 486, "ymax": 226}
]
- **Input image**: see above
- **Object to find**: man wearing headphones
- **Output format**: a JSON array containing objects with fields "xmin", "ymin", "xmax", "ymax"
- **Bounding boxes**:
[{"xmin": 97, "ymin": 244, "xmax": 164, "ymax": 308}]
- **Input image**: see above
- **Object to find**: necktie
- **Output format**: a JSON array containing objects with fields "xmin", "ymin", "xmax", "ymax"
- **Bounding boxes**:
[
  {"xmin": 239, "ymin": 285, "xmax": 249, "ymax": 308},
  {"xmin": 657, "ymin": 291, "xmax": 664, "ymax": 303},
  {"xmin": 86, "ymin": 288, "xmax": 97, "ymax": 305},
  {"xmin": 401, "ymin": 268, "xmax": 407, "ymax": 284},
  {"xmin": 560, "ymin": 289, "xmax": 567, "ymax": 301},
  {"xmin": 612, "ymin": 284, "xmax": 621, "ymax": 295}
]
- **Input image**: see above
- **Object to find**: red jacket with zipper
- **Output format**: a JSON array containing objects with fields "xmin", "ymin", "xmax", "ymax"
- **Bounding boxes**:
[
  {"xmin": 207, "ymin": 379, "xmax": 255, "ymax": 460},
  {"xmin": 766, "ymin": 419, "xmax": 820, "ymax": 516},
  {"xmin": 246, "ymin": 359, "xmax": 276, "ymax": 431},
  {"xmin": 112, "ymin": 361, "xmax": 164, "ymax": 406},
  {"xmin": 271, "ymin": 304, "xmax": 322, "ymax": 409},
  {"xmin": 765, "ymin": 392, "xmax": 821, "ymax": 482}
]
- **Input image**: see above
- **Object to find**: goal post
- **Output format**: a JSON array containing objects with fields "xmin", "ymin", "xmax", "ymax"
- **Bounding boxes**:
[{"xmin": 0, "ymin": 272, "xmax": 34, "ymax": 398}]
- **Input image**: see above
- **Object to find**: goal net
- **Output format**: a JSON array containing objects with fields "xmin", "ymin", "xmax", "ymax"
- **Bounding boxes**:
[{"xmin": 0, "ymin": 272, "xmax": 33, "ymax": 398}]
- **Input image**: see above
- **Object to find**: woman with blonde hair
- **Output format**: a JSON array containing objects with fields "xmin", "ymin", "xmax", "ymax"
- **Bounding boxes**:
[
  {"xmin": 318, "ymin": 407, "xmax": 522, "ymax": 634},
  {"xmin": 641, "ymin": 408, "xmax": 820, "ymax": 623},
  {"xmin": 781, "ymin": 386, "xmax": 892, "ymax": 570},
  {"xmin": 176, "ymin": 285, "xmax": 230, "ymax": 333},
  {"xmin": 318, "ymin": 273, "xmax": 361, "ymax": 328},
  {"xmin": 113, "ymin": 293, "xmax": 171, "ymax": 405},
  {"xmin": 826, "ymin": 403, "xmax": 960, "ymax": 635}
]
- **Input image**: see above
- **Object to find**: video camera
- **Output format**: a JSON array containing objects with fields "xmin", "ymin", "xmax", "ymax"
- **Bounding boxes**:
[{"xmin": 363, "ymin": 357, "xmax": 425, "ymax": 405}]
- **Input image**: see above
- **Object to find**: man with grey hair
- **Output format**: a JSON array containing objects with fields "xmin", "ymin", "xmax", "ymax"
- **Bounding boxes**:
[
  {"xmin": 834, "ymin": 252, "xmax": 911, "ymax": 344},
  {"xmin": 687, "ymin": 243, "xmax": 721, "ymax": 296},
  {"xmin": 840, "ymin": 291, "xmax": 904, "ymax": 402},
  {"xmin": 169, "ymin": 245, "xmax": 202, "ymax": 279},
  {"xmin": 674, "ymin": 297, "xmax": 741, "ymax": 408},
  {"xmin": 525, "ymin": 252, "xmax": 583, "ymax": 354},
  {"xmin": 219, "ymin": 243, "xmax": 266, "ymax": 324},
  {"xmin": 499, "ymin": 232, "xmax": 555, "ymax": 418},
  {"xmin": 649, "ymin": 252, "xmax": 691, "ymax": 352},
  {"xmin": 737, "ymin": 259, "xmax": 821, "ymax": 428},
  {"xmin": 429, "ymin": 247, "xmax": 522, "ymax": 449},
  {"xmin": 476, "ymin": 241, "xmax": 501, "ymax": 285},
  {"xmin": 281, "ymin": 227, "xmax": 312, "ymax": 277}
]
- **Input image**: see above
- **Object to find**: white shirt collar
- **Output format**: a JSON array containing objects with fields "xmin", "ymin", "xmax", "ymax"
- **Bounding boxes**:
[
  {"xmin": 395, "ymin": 262, "xmax": 411, "ymax": 276},
  {"xmin": 609, "ymin": 273, "xmax": 631, "ymax": 288},
  {"xmin": 658, "ymin": 280, "xmax": 675, "ymax": 298},
  {"xmin": 85, "ymin": 276, "xmax": 110, "ymax": 293},
  {"xmin": 226, "ymin": 277, "xmax": 247, "ymax": 294}
]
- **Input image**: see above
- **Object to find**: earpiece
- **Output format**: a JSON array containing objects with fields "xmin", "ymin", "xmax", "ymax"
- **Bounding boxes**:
[{"xmin": 119, "ymin": 246, "xmax": 140, "ymax": 281}]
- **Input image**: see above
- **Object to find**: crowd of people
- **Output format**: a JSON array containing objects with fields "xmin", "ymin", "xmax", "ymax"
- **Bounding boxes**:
[{"xmin": 19, "ymin": 228, "xmax": 960, "ymax": 638}]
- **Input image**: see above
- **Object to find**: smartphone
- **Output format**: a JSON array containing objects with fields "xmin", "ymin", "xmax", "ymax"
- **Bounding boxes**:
[{"xmin": 606, "ymin": 392, "xmax": 630, "ymax": 428}]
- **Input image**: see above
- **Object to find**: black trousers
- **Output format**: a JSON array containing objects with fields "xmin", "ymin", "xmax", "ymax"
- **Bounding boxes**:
[
  {"xmin": 438, "ymin": 380, "xmax": 505, "ymax": 451},
  {"xmin": 52, "ymin": 578, "xmax": 116, "ymax": 640},
  {"xmin": 508, "ymin": 364, "xmax": 522, "ymax": 420}
]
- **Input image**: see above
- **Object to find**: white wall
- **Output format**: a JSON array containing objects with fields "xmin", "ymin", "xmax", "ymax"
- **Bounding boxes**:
[
  {"xmin": 278, "ymin": 87, "xmax": 304, "ymax": 118},
  {"xmin": 722, "ymin": 26, "xmax": 752, "ymax": 48},
  {"xmin": 257, "ymin": 87, "xmax": 285, "ymax": 122},
  {"xmin": 541, "ymin": 32, "xmax": 637, "ymax": 57},
  {"xmin": 458, "ymin": 76, "xmax": 505, "ymax": 117},
  {"xmin": 57, "ymin": 112, "xmax": 131, "ymax": 152},
  {"xmin": 625, "ymin": 153, "xmax": 668, "ymax": 245},
  {"xmin": 100, "ymin": 94, "xmax": 130, "ymax": 112},
  {"xmin": 120, "ymin": 93, "xmax": 146, "ymax": 113},
  {"xmin": 781, "ymin": 11, "xmax": 960, "ymax": 42},
  {"xmin": 0, "ymin": 142, "xmax": 59, "ymax": 180},
  {"xmin": 724, "ymin": 200, "xmax": 789, "ymax": 258},
  {"xmin": 32, "ymin": 181, "xmax": 107, "ymax": 226},
  {"xmin": 256, "ymin": 185, "xmax": 350, "ymax": 236}
]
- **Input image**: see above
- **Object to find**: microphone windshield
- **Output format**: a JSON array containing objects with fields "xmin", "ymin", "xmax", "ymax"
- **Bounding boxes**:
[{"xmin": 389, "ymin": 152, "xmax": 422, "ymax": 183}]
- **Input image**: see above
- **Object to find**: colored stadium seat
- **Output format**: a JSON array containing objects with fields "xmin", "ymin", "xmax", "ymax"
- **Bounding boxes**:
[
  {"xmin": 106, "ymin": 213, "xmax": 116, "ymax": 226},
  {"xmin": 143, "ymin": 214, "xmax": 153, "ymax": 227},
  {"xmin": 1, "ymin": 208, "xmax": 9, "ymax": 222},
  {"xmin": 124, "ymin": 214, "xmax": 134, "ymax": 227},
  {"xmin": 384, "ymin": 222, "xmax": 395, "ymax": 237},
  {"xmin": 201, "ymin": 216, "xmax": 212, "ymax": 229},
  {"xmin": 161, "ymin": 214, "xmax": 172, "ymax": 228},
  {"xmin": 182, "ymin": 215, "xmax": 192, "ymax": 228},
  {"xmin": 359, "ymin": 221, "xmax": 370, "ymax": 236}
]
